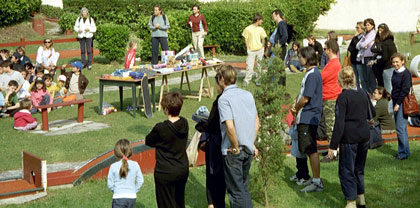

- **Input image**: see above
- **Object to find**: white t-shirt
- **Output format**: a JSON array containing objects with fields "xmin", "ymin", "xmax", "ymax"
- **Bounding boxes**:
[{"xmin": 0, "ymin": 70, "xmax": 25, "ymax": 90}]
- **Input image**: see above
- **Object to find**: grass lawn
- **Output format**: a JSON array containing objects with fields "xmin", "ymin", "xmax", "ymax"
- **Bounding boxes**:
[
  {"xmin": 1, "ymin": 30, "xmax": 420, "ymax": 207},
  {"xmin": 3, "ymin": 142, "xmax": 420, "ymax": 208}
]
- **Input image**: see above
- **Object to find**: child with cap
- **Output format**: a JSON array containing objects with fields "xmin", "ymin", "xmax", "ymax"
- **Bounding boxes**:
[{"xmin": 61, "ymin": 61, "xmax": 89, "ymax": 100}]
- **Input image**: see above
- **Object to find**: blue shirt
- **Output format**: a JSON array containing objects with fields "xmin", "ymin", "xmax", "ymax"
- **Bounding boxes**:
[
  {"xmin": 296, "ymin": 67, "xmax": 323, "ymax": 125},
  {"xmin": 218, "ymin": 84, "xmax": 257, "ymax": 155},
  {"xmin": 107, "ymin": 160, "xmax": 144, "ymax": 199}
]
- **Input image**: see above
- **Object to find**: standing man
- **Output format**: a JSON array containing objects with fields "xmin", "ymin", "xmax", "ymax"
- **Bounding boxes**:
[
  {"xmin": 319, "ymin": 40, "xmax": 342, "ymax": 163},
  {"xmin": 272, "ymin": 9, "xmax": 288, "ymax": 60},
  {"xmin": 217, "ymin": 65, "xmax": 259, "ymax": 208},
  {"xmin": 242, "ymin": 13, "xmax": 267, "ymax": 86},
  {"xmin": 74, "ymin": 7, "xmax": 96, "ymax": 70},
  {"xmin": 290, "ymin": 47, "xmax": 323, "ymax": 193},
  {"xmin": 148, "ymin": 5, "xmax": 170, "ymax": 65}
]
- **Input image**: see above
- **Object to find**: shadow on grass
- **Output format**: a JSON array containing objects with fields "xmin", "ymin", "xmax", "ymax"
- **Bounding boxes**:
[
  {"xmin": 94, "ymin": 56, "xmax": 111, "ymax": 64},
  {"xmin": 135, "ymin": 201, "xmax": 147, "ymax": 208}
]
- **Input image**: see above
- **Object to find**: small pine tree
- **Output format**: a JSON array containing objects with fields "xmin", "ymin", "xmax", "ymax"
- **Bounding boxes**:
[{"xmin": 251, "ymin": 47, "xmax": 290, "ymax": 207}]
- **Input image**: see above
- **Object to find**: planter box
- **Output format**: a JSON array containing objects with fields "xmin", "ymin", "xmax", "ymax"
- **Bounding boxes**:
[
  {"xmin": 32, "ymin": 18, "xmax": 44, "ymax": 36},
  {"xmin": 65, "ymin": 30, "xmax": 74, "ymax": 35}
]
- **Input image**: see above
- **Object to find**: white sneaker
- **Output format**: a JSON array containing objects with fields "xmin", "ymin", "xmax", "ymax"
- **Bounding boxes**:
[
  {"xmin": 296, "ymin": 178, "xmax": 312, "ymax": 186},
  {"xmin": 289, "ymin": 175, "xmax": 299, "ymax": 182},
  {"xmin": 301, "ymin": 179, "xmax": 324, "ymax": 192}
]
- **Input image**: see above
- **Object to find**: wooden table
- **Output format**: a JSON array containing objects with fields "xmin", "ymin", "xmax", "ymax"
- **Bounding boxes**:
[
  {"xmin": 98, "ymin": 77, "xmax": 156, "ymax": 118},
  {"xmin": 157, "ymin": 64, "xmax": 220, "ymax": 111}
]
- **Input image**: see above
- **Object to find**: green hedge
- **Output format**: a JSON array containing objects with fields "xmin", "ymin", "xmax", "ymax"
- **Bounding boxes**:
[
  {"xmin": 58, "ymin": 12, "xmax": 79, "ymax": 32},
  {"xmin": 0, "ymin": 0, "xmax": 42, "ymax": 27},
  {"xmin": 62, "ymin": 0, "xmax": 199, "ymax": 25},
  {"xmin": 96, "ymin": 23, "xmax": 130, "ymax": 61},
  {"xmin": 40, "ymin": 5, "xmax": 63, "ymax": 19}
]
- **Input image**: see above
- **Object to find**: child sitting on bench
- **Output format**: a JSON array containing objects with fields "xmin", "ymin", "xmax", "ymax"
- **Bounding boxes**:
[
  {"xmin": 30, "ymin": 78, "xmax": 52, "ymax": 114},
  {"xmin": 61, "ymin": 61, "xmax": 89, "ymax": 100}
]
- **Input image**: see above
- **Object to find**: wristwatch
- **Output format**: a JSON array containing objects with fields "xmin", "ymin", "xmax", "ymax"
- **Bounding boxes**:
[{"xmin": 232, "ymin": 148, "xmax": 239, "ymax": 154}]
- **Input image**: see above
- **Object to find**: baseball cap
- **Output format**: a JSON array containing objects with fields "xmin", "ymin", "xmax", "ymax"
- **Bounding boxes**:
[
  {"xmin": 58, "ymin": 75, "xmax": 67, "ymax": 82},
  {"xmin": 71, "ymin": 61, "xmax": 83, "ymax": 70},
  {"xmin": 13, "ymin": 52, "xmax": 22, "ymax": 59}
]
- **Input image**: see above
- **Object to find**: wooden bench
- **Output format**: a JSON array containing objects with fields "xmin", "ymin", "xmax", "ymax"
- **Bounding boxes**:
[
  {"xmin": 36, "ymin": 99, "xmax": 92, "ymax": 131},
  {"xmin": 203, "ymin": 44, "xmax": 220, "ymax": 57},
  {"xmin": 410, "ymin": 32, "xmax": 420, "ymax": 45}
]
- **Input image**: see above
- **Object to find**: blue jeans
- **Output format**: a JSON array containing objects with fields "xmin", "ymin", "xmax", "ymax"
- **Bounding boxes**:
[
  {"xmin": 355, "ymin": 64, "xmax": 366, "ymax": 90},
  {"xmin": 223, "ymin": 150, "xmax": 253, "ymax": 208},
  {"xmin": 361, "ymin": 57, "xmax": 377, "ymax": 93},
  {"xmin": 339, "ymin": 141, "xmax": 369, "ymax": 200},
  {"xmin": 383, "ymin": 68, "xmax": 394, "ymax": 93},
  {"xmin": 352, "ymin": 64, "xmax": 360, "ymax": 88},
  {"xmin": 394, "ymin": 105, "xmax": 410, "ymax": 158}
]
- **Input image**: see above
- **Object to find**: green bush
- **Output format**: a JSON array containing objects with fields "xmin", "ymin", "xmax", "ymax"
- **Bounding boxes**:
[
  {"xmin": 40, "ymin": 5, "xmax": 63, "ymax": 19},
  {"xmin": 96, "ymin": 23, "xmax": 130, "ymax": 61},
  {"xmin": 58, "ymin": 12, "xmax": 79, "ymax": 32},
  {"xmin": 136, "ymin": 10, "xmax": 192, "ymax": 61},
  {"xmin": 62, "ymin": 0, "xmax": 199, "ymax": 25},
  {"xmin": 0, "ymin": 0, "xmax": 42, "ymax": 27}
]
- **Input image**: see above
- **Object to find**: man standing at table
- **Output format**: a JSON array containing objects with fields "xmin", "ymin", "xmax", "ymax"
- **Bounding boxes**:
[
  {"xmin": 217, "ymin": 65, "xmax": 259, "ymax": 208},
  {"xmin": 242, "ymin": 13, "xmax": 267, "ymax": 86}
]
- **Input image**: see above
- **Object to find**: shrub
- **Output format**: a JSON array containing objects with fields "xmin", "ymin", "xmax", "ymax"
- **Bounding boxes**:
[
  {"xmin": 250, "ymin": 48, "xmax": 289, "ymax": 207},
  {"xmin": 0, "ymin": 0, "xmax": 42, "ymax": 27},
  {"xmin": 58, "ymin": 12, "xmax": 79, "ymax": 32},
  {"xmin": 96, "ymin": 23, "xmax": 130, "ymax": 61},
  {"xmin": 62, "ymin": 0, "xmax": 199, "ymax": 25},
  {"xmin": 136, "ymin": 10, "xmax": 192, "ymax": 61},
  {"xmin": 40, "ymin": 5, "xmax": 63, "ymax": 19}
]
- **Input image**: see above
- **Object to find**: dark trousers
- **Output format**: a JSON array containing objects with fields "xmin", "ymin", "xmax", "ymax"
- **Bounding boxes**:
[
  {"xmin": 373, "ymin": 63, "xmax": 384, "ymax": 87},
  {"xmin": 79, "ymin": 37, "xmax": 93, "ymax": 66},
  {"xmin": 223, "ymin": 151, "xmax": 253, "ymax": 208},
  {"xmin": 280, "ymin": 44, "xmax": 287, "ymax": 60},
  {"xmin": 338, "ymin": 141, "xmax": 369, "ymax": 200},
  {"xmin": 206, "ymin": 172, "xmax": 226, "ymax": 208},
  {"xmin": 112, "ymin": 198, "xmax": 136, "ymax": 208},
  {"xmin": 151, "ymin": 37, "xmax": 169, "ymax": 65},
  {"xmin": 296, "ymin": 157, "xmax": 310, "ymax": 180},
  {"xmin": 30, "ymin": 94, "xmax": 50, "ymax": 114},
  {"xmin": 154, "ymin": 175, "xmax": 188, "ymax": 208}
]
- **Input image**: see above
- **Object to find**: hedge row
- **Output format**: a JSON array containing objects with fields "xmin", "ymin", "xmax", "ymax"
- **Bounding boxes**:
[
  {"xmin": 61, "ymin": 0, "xmax": 335, "ymax": 61},
  {"xmin": 40, "ymin": 5, "xmax": 63, "ymax": 19},
  {"xmin": 0, "ymin": 0, "xmax": 42, "ymax": 27}
]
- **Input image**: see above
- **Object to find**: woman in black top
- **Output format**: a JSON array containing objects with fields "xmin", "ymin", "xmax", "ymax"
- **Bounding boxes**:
[
  {"xmin": 328, "ymin": 66, "xmax": 375, "ymax": 208},
  {"xmin": 390, "ymin": 53, "xmax": 411, "ymax": 160},
  {"xmin": 195, "ymin": 72, "xmax": 226, "ymax": 208},
  {"xmin": 307, "ymin": 35, "xmax": 323, "ymax": 66},
  {"xmin": 371, "ymin": 23, "xmax": 397, "ymax": 92},
  {"xmin": 145, "ymin": 92, "xmax": 189, "ymax": 208}
]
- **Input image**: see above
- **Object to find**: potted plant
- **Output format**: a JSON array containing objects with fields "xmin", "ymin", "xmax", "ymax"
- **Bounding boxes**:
[
  {"xmin": 32, "ymin": 14, "xmax": 45, "ymax": 36},
  {"xmin": 58, "ymin": 12, "xmax": 78, "ymax": 35}
]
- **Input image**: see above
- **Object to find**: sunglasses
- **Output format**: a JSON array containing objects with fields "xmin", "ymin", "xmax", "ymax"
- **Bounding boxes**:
[{"xmin": 44, "ymin": 41, "xmax": 52, "ymax": 43}]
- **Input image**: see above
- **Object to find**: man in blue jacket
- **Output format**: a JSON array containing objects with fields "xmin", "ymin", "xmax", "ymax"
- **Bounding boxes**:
[{"xmin": 272, "ymin": 9, "xmax": 288, "ymax": 60}]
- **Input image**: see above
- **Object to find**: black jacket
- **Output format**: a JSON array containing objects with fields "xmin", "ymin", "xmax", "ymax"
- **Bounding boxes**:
[
  {"xmin": 330, "ymin": 88, "xmax": 375, "ymax": 149},
  {"xmin": 378, "ymin": 37, "xmax": 397, "ymax": 69},
  {"xmin": 146, "ymin": 117, "xmax": 189, "ymax": 180},
  {"xmin": 274, "ymin": 20, "xmax": 288, "ymax": 46},
  {"xmin": 195, "ymin": 94, "xmax": 223, "ymax": 175},
  {"xmin": 391, "ymin": 69, "xmax": 412, "ymax": 106},
  {"xmin": 348, "ymin": 34, "xmax": 362, "ymax": 65}
]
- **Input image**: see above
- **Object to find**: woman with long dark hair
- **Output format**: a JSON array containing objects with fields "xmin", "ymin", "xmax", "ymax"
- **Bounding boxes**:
[
  {"xmin": 187, "ymin": 4, "xmax": 208, "ymax": 59},
  {"xmin": 148, "ymin": 5, "xmax": 170, "ymax": 65},
  {"xmin": 356, "ymin": 18, "xmax": 377, "ymax": 94}
]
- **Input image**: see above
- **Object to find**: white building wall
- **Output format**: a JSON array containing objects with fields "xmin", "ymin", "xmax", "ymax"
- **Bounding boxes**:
[
  {"xmin": 41, "ymin": 0, "xmax": 63, "ymax": 8},
  {"xmin": 315, "ymin": 0, "xmax": 420, "ymax": 32}
]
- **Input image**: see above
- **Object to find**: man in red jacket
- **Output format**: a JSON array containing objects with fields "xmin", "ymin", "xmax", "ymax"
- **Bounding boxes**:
[{"xmin": 319, "ymin": 40, "xmax": 342, "ymax": 162}]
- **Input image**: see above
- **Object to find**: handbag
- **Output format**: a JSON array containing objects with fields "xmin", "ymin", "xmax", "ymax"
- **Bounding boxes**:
[
  {"xmin": 403, "ymin": 87, "xmax": 420, "ymax": 116},
  {"xmin": 370, "ymin": 41, "xmax": 382, "ymax": 54},
  {"xmin": 365, "ymin": 90, "xmax": 383, "ymax": 149},
  {"xmin": 342, "ymin": 52, "xmax": 352, "ymax": 68}
]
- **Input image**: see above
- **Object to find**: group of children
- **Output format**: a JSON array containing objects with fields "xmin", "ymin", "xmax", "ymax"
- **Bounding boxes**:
[{"xmin": 1, "ymin": 47, "xmax": 89, "ymax": 131}]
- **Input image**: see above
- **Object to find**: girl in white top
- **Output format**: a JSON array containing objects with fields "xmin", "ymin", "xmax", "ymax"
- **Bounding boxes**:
[
  {"xmin": 107, "ymin": 139, "xmax": 143, "ymax": 208},
  {"xmin": 36, "ymin": 38, "xmax": 60, "ymax": 74},
  {"xmin": 74, "ymin": 7, "xmax": 96, "ymax": 70}
]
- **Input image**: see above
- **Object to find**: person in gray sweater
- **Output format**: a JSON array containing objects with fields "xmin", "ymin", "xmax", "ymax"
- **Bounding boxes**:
[{"xmin": 148, "ymin": 5, "xmax": 170, "ymax": 65}]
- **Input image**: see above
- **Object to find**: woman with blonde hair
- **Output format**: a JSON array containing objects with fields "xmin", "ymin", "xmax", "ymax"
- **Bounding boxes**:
[
  {"xmin": 348, "ymin": 21, "xmax": 365, "ymax": 88},
  {"xmin": 36, "ymin": 38, "xmax": 60, "ymax": 73},
  {"xmin": 328, "ymin": 66, "xmax": 375, "ymax": 208},
  {"xmin": 74, "ymin": 7, "xmax": 96, "ymax": 70}
]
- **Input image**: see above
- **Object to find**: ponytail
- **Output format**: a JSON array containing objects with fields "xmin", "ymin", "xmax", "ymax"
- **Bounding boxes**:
[{"xmin": 114, "ymin": 139, "xmax": 133, "ymax": 179}]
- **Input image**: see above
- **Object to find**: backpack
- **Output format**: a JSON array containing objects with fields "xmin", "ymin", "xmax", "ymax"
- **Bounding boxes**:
[
  {"xmin": 286, "ymin": 23, "xmax": 297, "ymax": 44},
  {"xmin": 151, "ymin": 14, "xmax": 167, "ymax": 25},
  {"xmin": 78, "ymin": 17, "xmax": 93, "ymax": 25}
]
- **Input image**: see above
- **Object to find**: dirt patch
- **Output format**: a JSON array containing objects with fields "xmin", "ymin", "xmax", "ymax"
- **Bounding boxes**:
[{"xmin": 0, "ymin": 20, "xmax": 63, "ymax": 43}]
